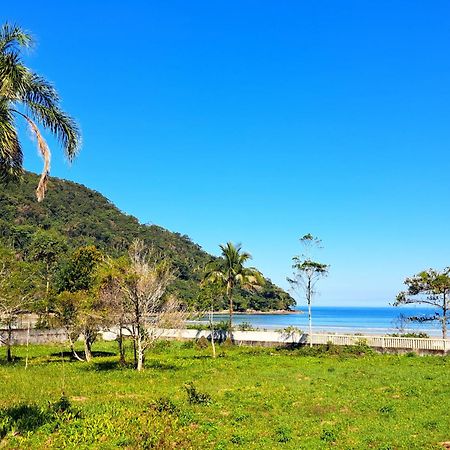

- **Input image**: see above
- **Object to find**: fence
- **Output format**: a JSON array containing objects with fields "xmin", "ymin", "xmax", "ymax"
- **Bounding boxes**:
[
  {"xmin": 2, "ymin": 328, "xmax": 449, "ymax": 354},
  {"xmin": 309, "ymin": 333, "xmax": 449, "ymax": 352},
  {"xmin": 157, "ymin": 329, "xmax": 450, "ymax": 354}
]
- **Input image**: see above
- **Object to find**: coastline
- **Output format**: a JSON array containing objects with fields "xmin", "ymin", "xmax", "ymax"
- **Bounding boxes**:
[{"xmin": 216, "ymin": 309, "xmax": 302, "ymax": 315}]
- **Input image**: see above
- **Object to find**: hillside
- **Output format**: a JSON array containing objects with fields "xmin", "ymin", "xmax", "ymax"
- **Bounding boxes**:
[{"xmin": 0, "ymin": 172, "xmax": 295, "ymax": 311}]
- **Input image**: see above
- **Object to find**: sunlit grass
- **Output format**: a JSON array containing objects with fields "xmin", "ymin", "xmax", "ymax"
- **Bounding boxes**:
[{"xmin": 0, "ymin": 340, "xmax": 449, "ymax": 449}]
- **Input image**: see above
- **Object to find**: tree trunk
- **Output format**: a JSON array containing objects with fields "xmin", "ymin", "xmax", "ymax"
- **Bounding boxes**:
[
  {"xmin": 68, "ymin": 334, "xmax": 84, "ymax": 362},
  {"xmin": 307, "ymin": 278, "xmax": 313, "ymax": 347},
  {"xmin": 308, "ymin": 299, "xmax": 312, "ymax": 347},
  {"xmin": 442, "ymin": 313, "xmax": 447, "ymax": 340},
  {"xmin": 6, "ymin": 324, "xmax": 12, "ymax": 362},
  {"xmin": 84, "ymin": 337, "xmax": 93, "ymax": 362},
  {"xmin": 118, "ymin": 326, "xmax": 126, "ymax": 366},
  {"xmin": 227, "ymin": 282, "xmax": 233, "ymax": 343},
  {"xmin": 136, "ymin": 334, "xmax": 144, "ymax": 371},
  {"xmin": 132, "ymin": 325, "xmax": 138, "ymax": 368},
  {"xmin": 209, "ymin": 308, "xmax": 216, "ymax": 358}
]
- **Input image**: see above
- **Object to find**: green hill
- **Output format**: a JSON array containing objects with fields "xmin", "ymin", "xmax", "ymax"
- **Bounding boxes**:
[{"xmin": 0, "ymin": 172, "xmax": 295, "ymax": 311}]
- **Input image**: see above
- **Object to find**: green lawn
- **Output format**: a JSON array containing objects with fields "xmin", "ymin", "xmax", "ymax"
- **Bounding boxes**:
[{"xmin": 0, "ymin": 341, "xmax": 449, "ymax": 449}]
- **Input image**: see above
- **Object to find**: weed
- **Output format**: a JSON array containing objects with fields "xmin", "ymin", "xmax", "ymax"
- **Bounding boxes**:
[{"xmin": 184, "ymin": 383, "xmax": 212, "ymax": 405}]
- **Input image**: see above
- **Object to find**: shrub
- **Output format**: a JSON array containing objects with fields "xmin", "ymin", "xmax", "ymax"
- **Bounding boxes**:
[
  {"xmin": 274, "ymin": 425, "xmax": 292, "ymax": 443},
  {"xmin": 321, "ymin": 427, "xmax": 337, "ymax": 442},
  {"xmin": 151, "ymin": 397, "xmax": 178, "ymax": 415},
  {"xmin": 196, "ymin": 336, "xmax": 209, "ymax": 349},
  {"xmin": 184, "ymin": 383, "xmax": 212, "ymax": 405},
  {"xmin": 237, "ymin": 322, "xmax": 255, "ymax": 331}
]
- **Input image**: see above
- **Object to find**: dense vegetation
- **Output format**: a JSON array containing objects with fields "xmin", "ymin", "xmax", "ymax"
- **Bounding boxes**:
[
  {"xmin": 0, "ymin": 172, "xmax": 294, "ymax": 311},
  {"xmin": 0, "ymin": 341, "xmax": 449, "ymax": 449}
]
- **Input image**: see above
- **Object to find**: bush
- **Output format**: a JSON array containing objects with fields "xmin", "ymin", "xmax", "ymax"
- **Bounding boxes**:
[
  {"xmin": 274, "ymin": 425, "xmax": 292, "ymax": 443},
  {"xmin": 184, "ymin": 383, "xmax": 212, "ymax": 405},
  {"xmin": 321, "ymin": 427, "xmax": 337, "ymax": 442},
  {"xmin": 196, "ymin": 336, "xmax": 210, "ymax": 349},
  {"xmin": 151, "ymin": 397, "xmax": 178, "ymax": 415},
  {"xmin": 237, "ymin": 322, "xmax": 255, "ymax": 331}
]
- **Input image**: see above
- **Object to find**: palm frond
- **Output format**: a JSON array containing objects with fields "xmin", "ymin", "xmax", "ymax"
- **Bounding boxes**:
[
  {"xmin": 22, "ymin": 72, "xmax": 59, "ymax": 107},
  {"xmin": 25, "ymin": 102, "xmax": 81, "ymax": 160},
  {"xmin": 22, "ymin": 114, "xmax": 51, "ymax": 201},
  {"xmin": 0, "ymin": 102, "xmax": 22, "ymax": 180},
  {"xmin": 0, "ymin": 23, "xmax": 33, "ymax": 54}
]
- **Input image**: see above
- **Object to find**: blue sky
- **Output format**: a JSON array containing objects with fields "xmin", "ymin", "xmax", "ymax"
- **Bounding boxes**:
[{"xmin": 4, "ymin": 1, "xmax": 450, "ymax": 306}]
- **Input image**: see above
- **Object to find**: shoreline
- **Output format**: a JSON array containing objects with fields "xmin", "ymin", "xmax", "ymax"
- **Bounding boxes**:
[{"xmin": 215, "ymin": 309, "xmax": 302, "ymax": 315}]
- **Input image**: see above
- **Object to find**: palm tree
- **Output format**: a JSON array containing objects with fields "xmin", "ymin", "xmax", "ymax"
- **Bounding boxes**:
[
  {"xmin": 204, "ymin": 242, "xmax": 264, "ymax": 332},
  {"xmin": 0, "ymin": 23, "xmax": 80, "ymax": 201}
]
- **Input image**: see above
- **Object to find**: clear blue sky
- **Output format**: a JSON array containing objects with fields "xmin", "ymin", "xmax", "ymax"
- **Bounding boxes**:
[{"xmin": 5, "ymin": 1, "xmax": 450, "ymax": 306}]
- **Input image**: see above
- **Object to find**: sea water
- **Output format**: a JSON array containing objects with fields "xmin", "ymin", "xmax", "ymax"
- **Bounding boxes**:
[{"xmin": 198, "ymin": 306, "xmax": 443, "ymax": 336}]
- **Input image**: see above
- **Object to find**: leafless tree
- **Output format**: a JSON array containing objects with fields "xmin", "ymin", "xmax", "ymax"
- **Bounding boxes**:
[{"xmin": 120, "ymin": 240, "xmax": 186, "ymax": 371}]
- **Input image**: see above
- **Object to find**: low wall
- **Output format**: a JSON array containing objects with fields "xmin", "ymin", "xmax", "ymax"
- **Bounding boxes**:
[
  {"xmin": 153, "ymin": 329, "xmax": 450, "ymax": 355},
  {"xmin": 2, "ymin": 327, "xmax": 449, "ymax": 355},
  {"xmin": 0, "ymin": 328, "xmax": 67, "ymax": 345}
]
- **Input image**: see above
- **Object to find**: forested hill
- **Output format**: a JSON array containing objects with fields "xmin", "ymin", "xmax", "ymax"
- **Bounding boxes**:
[{"xmin": 0, "ymin": 172, "xmax": 295, "ymax": 311}]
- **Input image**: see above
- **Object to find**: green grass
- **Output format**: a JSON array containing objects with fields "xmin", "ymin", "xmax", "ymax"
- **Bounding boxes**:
[{"xmin": 0, "ymin": 341, "xmax": 449, "ymax": 449}]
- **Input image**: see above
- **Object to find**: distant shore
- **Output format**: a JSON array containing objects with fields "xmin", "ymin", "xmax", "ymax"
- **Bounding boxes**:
[{"xmin": 215, "ymin": 309, "xmax": 302, "ymax": 315}]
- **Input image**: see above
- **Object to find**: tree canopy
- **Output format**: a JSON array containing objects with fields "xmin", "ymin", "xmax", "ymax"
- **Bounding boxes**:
[{"xmin": 0, "ymin": 22, "xmax": 80, "ymax": 200}]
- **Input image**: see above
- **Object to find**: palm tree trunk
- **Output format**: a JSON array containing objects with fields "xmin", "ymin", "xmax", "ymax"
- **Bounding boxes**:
[
  {"xmin": 209, "ymin": 307, "xmax": 216, "ymax": 358},
  {"xmin": 227, "ymin": 282, "xmax": 233, "ymax": 343}
]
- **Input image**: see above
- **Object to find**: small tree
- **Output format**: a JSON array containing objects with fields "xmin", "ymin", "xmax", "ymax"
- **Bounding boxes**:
[
  {"xmin": 120, "ymin": 240, "xmax": 185, "ymax": 371},
  {"xmin": 197, "ymin": 281, "xmax": 225, "ymax": 358},
  {"xmin": 97, "ymin": 257, "xmax": 130, "ymax": 365},
  {"xmin": 53, "ymin": 246, "xmax": 104, "ymax": 361},
  {"xmin": 395, "ymin": 268, "xmax": 450, "ymax": 339},
  {"xmin": 203, "ymin": 242, "xmax": 264, "ymax": 333},
  {"xmin": 29, "ymin": 230, "xmax": 67, "ymax": 297},
  {"xmin": 287, "ymin": 234, "xmax": 329, "ymax": 346},
  {"xmin": 0, "ymin": 247, "xmax": 40, "ymax": 361}
]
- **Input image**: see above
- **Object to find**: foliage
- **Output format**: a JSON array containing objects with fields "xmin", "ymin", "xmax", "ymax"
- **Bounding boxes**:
[
  {"xmin": 395, "ymin": 267, "xmax": 450, "ymax": 338},
  {"xmin": 0, "ymin": 172, "xmax": 295, "ymax": 312},
  {"xmin": 287, "ymin": 234, "xmax": 329, "ymax": 344},
  {"xmin": 184, "ymin": 382, "xmax": 212, "ymax": 405},
  {"xmin": 0, "ymin": 23, "xmax": 80, "ymax": 199},
  {"xmin": 203, "ymin": 242, "xmax": 265, "ymax": 329}
]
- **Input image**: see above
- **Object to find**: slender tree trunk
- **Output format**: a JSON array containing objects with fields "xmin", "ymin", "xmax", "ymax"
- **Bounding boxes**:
[
  {"xmin": 307, "ymin": 279, "xmax": 313, "ymax": 347},
  {"xmin": 118, "ymin": 326, "xmax": 126, "ymax": 366},
  {"xmin": 68, "ymin": 333, "xmax": 84, "ymax": 362},
  {"xmin": 443, "ymin": 297, "xmax": 447, "ymax": 340},
  {"xmin": 227, "ymin": 281, "xmax": 233, "ymax": 343},
  {"xmin": 137, "ymin": 334, "xmax": 144, "ymax": 371},
  {"xmin": 6, "ymin": 323, "xmax": 12, "ymax": 362},
  {"xmin": 209, "ymin": 307, "xmax": 216, "ymax": 358},
  {"xmin": 132, "ymin": 325, "xmax": 138, "ymax": 368}
]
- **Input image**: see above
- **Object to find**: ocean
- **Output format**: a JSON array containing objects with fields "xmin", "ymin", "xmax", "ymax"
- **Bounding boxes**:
[{"xmin": 198, "ymin": 306, "xmax": 443, "ymax": 336}]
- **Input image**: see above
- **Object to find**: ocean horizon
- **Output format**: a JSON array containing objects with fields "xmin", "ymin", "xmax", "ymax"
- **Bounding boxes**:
[{"xmin": 198, "ymin": 305, "xmax": 443, "ymax": 336}]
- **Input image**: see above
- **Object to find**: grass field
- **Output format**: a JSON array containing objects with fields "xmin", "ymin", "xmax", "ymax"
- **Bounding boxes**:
[{"xmin": 0, "ymin": 340, "xmax": 449, "ymax": 449}]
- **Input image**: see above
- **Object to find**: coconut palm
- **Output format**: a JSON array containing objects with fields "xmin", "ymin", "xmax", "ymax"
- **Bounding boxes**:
[
  {"xmin": 203, "ymin": 242, "xmax": 264, "ymax": 331},
  {"xmin": 0, "ymin": 23, "xmax": 80, "ymax": 201}
]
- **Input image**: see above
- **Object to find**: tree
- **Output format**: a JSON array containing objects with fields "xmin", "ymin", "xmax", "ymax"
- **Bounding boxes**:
[
  {"xmin": 29, "ymin": 230, "xmax": 67, "ymax": 297},
  {"xmin": 197, "ymin": 281, "xmax": 225, "ymax": 358},
  {"xmin": 0, "ymin": 246, "xmax": 41, "ymax": 361},
  {"xmin": 395, "ymin": 268, "xmax": 450, "ymax": 339},
  {"xmin": 120, "ymin": 239, "xmax": 185, "ymax": 371},
  {"xmin": 287, "ymin": 234, "xmax": 329, "ymax": 346},
  {"xmin": 97, "ymin": 256, "xmax": 130, "ymax": 365},
  {"xmin": 203, "ymin": 242, "xmax": 264, "ymax": 332},
  {"xmin": 0, "ymin": 23, "xmax": 80, "ymax": 200},
  {"xmin": 53, "ymin": 246, "xmax": 104, "ymax": 361}
]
